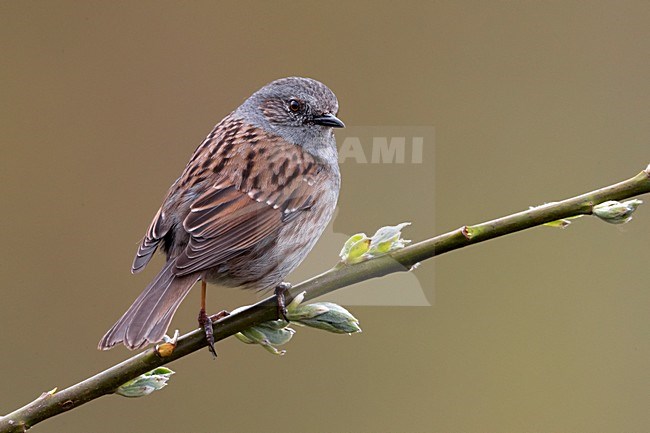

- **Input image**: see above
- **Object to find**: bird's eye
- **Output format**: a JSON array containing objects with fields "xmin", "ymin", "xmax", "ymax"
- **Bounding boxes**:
[{"xmin": 288, "ymin": 99, "xmax": 301, "ymax": 113}]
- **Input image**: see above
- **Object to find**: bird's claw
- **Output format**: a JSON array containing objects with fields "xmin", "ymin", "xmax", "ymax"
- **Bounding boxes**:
[
  {"xmin": 198, "ymin": 308, "xmax": 217, "ymax": 358},
  {"xmin": 198, "ymin": 309, "xmax": 230, "ymax": 359},
  {"xmin": 275, "ymin": 282, "xmax": 291, "ymax": 322}
]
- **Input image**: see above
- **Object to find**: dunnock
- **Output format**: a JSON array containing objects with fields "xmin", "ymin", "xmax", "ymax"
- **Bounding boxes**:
[{"xmin": 98, "ymin": 77, "xmax": 344, "ymax": 353}]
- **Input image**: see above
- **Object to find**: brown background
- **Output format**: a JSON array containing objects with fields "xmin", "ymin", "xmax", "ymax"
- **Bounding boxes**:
[{"xmin": 1, "ymin": 1, "xmax": 649, "ymax": 432}]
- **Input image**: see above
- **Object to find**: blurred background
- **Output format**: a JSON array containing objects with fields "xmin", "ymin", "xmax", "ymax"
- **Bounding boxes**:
[{"xmin": 1, "ymin": 1, "xmax": 649, "ymax": 432}]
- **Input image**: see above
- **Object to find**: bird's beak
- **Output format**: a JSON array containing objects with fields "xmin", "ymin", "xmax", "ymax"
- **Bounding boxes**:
[{"xmin": 312, "ymin": 113, "xmax": 345, "ymax": 128}]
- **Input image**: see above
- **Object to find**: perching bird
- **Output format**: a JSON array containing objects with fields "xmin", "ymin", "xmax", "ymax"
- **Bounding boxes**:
[{"xmin": 98, "ymin": 77, "xmax": 344, "ymax": 354}]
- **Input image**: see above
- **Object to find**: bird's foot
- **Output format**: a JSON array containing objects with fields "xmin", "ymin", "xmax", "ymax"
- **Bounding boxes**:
[
  {"xmin": 198, "ymin": 308, "xmax": 217, "ymax": 358},
  {"xmin": 275, "ymin": 282, "xmax": 292, "ymax": 322},
  {"xmin": 198, "ymin": 309, "xmax": 229, "ymax": 359}
]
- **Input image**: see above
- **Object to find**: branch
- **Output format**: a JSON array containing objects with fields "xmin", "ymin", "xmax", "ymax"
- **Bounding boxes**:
[{"xmin": 2, "ymin": 164, "xmax": 649, "ymax": 433}]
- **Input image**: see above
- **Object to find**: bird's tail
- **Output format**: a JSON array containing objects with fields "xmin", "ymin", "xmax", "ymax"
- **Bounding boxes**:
[{"xmin": 98, "ymin": 260, "xmax": 199, "ymax": 350}]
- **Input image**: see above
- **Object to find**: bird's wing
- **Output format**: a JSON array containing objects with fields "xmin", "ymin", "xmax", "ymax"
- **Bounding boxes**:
[
  {"xmin": 173, "ymin": 169, "xmax": 317, "ymax": 276},
  {"xmin": 131, "ymin": 202, "xmax": 172, "ymax": 274}
]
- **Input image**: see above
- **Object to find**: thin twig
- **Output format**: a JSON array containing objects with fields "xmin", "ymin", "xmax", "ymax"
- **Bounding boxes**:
[{"xmin": 1, "ymin": 164, "xmax": 649, "ymax": 433}]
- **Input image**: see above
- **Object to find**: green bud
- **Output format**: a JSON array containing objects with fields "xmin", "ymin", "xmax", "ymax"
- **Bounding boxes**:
[
  {"xmin": 544, "ymin": 219, "xmax": 569, "ymax": 228},
  {"xmin": 340, "ymin": 233, "xmax": 368, "ymax": 259},
  {"xmin": 593, "ymin": 200, "xmax": 643, "ymax": 224},
  {"xmin": 286, "ymin": 303, "xmax": 330, "ymax": 321},
  {"xmin": 339, "ymin": 223, "xmax": 411, "ymax": 264},
  {"xmin": 339, "ymin": 233, "xmax": 371, "ymax": 263},
  {"xmin": 294, "ymin": 302, "xmax": 362, "ymax": 334},
  {"xmin": 256, "ymin": 323, "xmax": 295, "ymax": 346},
  {"xmin": 368, "ymin": 222, "xmax": 411, "ymax": 255},
  {"xmin": 116, "ymin": 367, "xmax": 175, "ymax": 398},
  {"xmin": 543, "ymin": 217, "xmax": 581, "ymax": 228},
  {"xmin": 286, "ymin": 292, "xmax": 330, "ymax": 321},
  {"xmin": 235, "ymin": 323, "xmax": 295, "ymax": 355},
  {"xmin": 234, "ymin": 291, "xmax": 361, "ymax": 354}
]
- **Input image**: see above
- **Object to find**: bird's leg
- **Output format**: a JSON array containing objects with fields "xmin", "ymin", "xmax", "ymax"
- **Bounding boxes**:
[
  {"xmin": 275, "ymin": 282, "xmax": 292, "ymax": 322},
  {"xmin": 198, "ymin": 280, "xmax": 217, "ymax": 358}
]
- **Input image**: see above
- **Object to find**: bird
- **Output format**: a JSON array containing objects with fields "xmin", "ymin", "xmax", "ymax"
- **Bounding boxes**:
[{"xmin": 98, "ymin": 77, "xmax": 344, "ymax": 354}]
